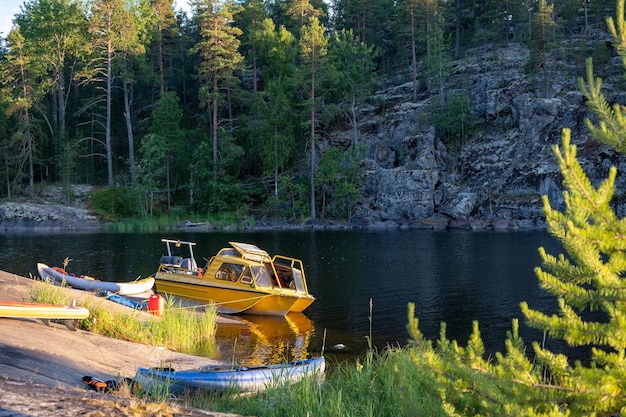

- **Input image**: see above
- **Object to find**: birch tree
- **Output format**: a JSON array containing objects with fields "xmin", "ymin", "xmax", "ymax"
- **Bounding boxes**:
[{"xmin": 87, "ymin": 0, "xmax": 134, "ymax": 185}]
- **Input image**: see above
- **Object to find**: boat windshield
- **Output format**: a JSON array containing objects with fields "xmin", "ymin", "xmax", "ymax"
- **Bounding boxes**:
[
  {"xmin": 251, "ymin": 265, "xmax": 271, "ymax": 288},
  {"xmin": 240, "ymin": 267, "xmax": 253, "ymax": 284},
  {"xmin": 215, "ymin": 263, "xmax": 243, "ymax": 282},
  {"xmin": 292, "ymin": 268, "xmax": 306, "ymax": 293}
]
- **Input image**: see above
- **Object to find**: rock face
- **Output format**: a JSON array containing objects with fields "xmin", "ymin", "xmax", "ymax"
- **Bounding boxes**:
[
  {"xmin": 334, "ymin": 39, "xmax": 626, "ymax": 230},
  {"xmin": 0, "ymin": 185, "xmax": 101, "ymax": 231}
]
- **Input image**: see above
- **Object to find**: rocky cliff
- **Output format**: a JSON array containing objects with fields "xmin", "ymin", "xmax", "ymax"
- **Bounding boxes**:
[{"xmin": 338, "ymin": 36, "xmax": 626, "ymax": 230}]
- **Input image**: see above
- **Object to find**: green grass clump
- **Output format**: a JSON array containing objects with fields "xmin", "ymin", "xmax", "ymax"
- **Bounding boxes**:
[
  {"xmin": 144, "ymin": 297, "xmax": 217, "ymax": 356},
  {"xmin": 187, "ymin": 348, "xmax": 446, "ymax": 417},
  {"xmin": 29, "ymin": 280, "xmax": 72, "ymax": 305},
  {"xmin": 29, "ymin": 281, "xmax": 217, "ymax": 357}
]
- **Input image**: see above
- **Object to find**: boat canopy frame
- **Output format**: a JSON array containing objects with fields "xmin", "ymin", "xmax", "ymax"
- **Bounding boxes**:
[
  {"xmin": 161, "ymin": 239, "xmax": 198, "ymax": 270},
  {"xmin": 273, "ymin": 255, "xmax": 309, "ymax": 294}
]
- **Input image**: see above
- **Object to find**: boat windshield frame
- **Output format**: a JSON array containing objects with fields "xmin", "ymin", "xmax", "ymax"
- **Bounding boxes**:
[{"xmin": 272, "ymin": 255, "xmax": 309, "ymax": 294}]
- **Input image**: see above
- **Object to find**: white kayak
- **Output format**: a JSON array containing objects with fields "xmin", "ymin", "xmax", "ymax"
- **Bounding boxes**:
[{"xmin": 37, "ymin": 263, "xmax": 154, "ymax": 295}]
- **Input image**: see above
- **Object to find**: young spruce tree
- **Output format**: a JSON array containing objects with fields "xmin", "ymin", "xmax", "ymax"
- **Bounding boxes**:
[{"xmin": 406, "ymin": 0, "xmax": 626, "ymax": 415}]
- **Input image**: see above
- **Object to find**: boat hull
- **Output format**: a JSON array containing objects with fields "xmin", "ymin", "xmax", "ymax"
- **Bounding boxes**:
[
  {"xmin": 155, "ymin": 271, "xmax": 312, "ymax": 316},
  {"xmin": 0, "ymin": 301, "xmax": 89, "ymax": 319},
  {"xmin": 134, "ymin": 356, "xmax": 325, "ymax": 394},
  {"xmin": 287, "ymin": 294, "xmax": 315, "ymax": 313},
  {"xmin": 37, "ymin": 263, "xmax": 154, "ymax": 295}
]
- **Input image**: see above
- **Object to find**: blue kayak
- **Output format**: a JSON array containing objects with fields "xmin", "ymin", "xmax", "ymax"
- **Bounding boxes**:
[
  {"xmin": 134, "ymin": 356, "xmax": 325, "ymax": 394},
  {"xmin": 96, "ymin": 290, "xmax": 147, "ymax": 311},
  {"xmin": 107, "ymin": 294, "xmax": 147, "ymax": 311}
]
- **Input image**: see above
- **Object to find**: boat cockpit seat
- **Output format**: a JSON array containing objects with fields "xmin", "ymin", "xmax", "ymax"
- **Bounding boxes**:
[
  {"xmin": 160, "ymin": 255, "xmax": 183, "ymax": 267},
  {"xmin": 180, "ymin": 257, "xmax": 198, "ymax": 271}
]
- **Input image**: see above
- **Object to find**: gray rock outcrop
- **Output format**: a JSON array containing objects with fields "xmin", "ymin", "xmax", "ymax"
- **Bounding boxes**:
[
  {"xmin": 332, "ymin": 39, "xmax": 626, "ymax": 230},
  {"xmin": 0, "ymin": 185, "xmax": 101, "ymax": 231}
]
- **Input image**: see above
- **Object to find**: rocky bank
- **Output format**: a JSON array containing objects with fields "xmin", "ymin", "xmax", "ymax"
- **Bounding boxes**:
[
  {"xmin": 330, "ymin": 33, "xmax": 626, "ymax": 230},
  {"xmin": 0, "ymin": 185, "xmax": 102, "ymax": 232},
  {"xmin": 0, "ymin": 270, "xmax": 243, "ymax": 417}
]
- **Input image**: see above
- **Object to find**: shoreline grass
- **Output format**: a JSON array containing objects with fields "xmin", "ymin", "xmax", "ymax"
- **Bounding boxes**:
[
  {"xmin": 101, "ymin": 212, "xmax": 248, "ymax": 233},
  {"xmin": 29, "ymin": 281, "xmax": 218, "ymax": 357},
  {"xmin": 185, "ymin": 298, "xmax": 446, "ymax": 416},
  {"xmin": 186, "ymin": 347, "xmax": 446, "ymax": 417}
]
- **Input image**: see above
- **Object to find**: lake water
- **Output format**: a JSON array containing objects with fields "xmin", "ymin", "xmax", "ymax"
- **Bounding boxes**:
[{"xmin": 0, "ymin": 229, "xmax": 567, "ymax": 365}]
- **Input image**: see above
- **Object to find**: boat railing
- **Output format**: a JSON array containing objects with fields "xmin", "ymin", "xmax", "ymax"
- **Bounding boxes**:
[
  {"xmin": 273, "ymin": 255, "xmax": 310, "ymax": 295},
  {"xmin": 217, "ymin": 248, "xmax": 238, "ymax": 257}
]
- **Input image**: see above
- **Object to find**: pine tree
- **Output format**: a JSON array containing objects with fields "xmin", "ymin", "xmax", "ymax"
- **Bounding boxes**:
[
  {"xmin": 327, "ymin": 29, "xmax": 377, "ymax": 147},
  {"xmin": 299, "ymin": 16, "xmax": 328, "ymax": 220},
  {"xmin": 333, "ymin": 0, "xmax": 394, "ymax": 72},
  {"xmin": 286, "ymin": 0, "xmax": 325, "ymax": 29},
  {"xmin": 2, "ymin": 29, "xmax": 43, "ymax": 197},
  {"xmin": 14, "ymin": 0, "xmax": 90, "ymax": 173},
  {"xmin": 580, "ymin": 0, "xmax": 626, "ymax": 154},
  {"xmin": 190, "ymin": 0, "xmax": 243, "ymax": 180},
  {"xmin": 236, "ymin": 0, "xmax": 269, "ymax": 93},
  {"xmin": 148, "ymin": 0, "xmax": 179, "ymax": 93},
  {"xmin": 118, "ymin": 0, "xmax": 150, "ymax": 187},
  {"xmin": 405, "ymin": 0, "xmax": 626, "ymax": 415},
  {"xmin": 140, "ymin": 91, "xmax": 184, "ymax": 210}
]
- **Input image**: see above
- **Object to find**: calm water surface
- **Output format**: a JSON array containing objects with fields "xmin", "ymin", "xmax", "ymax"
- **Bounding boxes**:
[{"xmin": 0, "ymin": 229, "xmax": 565, "ymax": 365}]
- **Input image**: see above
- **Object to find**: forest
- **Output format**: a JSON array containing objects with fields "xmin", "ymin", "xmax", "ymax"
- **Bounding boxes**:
[{"xmin": 0, "ymin": 0, "xmax": 616, "ymax": 222}]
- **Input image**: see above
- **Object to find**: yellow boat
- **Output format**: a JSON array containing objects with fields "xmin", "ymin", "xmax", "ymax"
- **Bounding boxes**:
[{"xmin": 154, "ymin": 239, "xmax": 316, "ymax": 316}]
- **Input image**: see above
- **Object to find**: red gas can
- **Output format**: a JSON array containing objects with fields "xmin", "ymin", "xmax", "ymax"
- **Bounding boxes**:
[{"xmin": 148, "ymin": 294, "xmax": 165, "ymax": 317}]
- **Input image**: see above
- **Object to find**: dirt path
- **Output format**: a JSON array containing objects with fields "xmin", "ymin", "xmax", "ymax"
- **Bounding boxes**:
[{"xmin": 0, "ymin": 271, "xmax": 246, "ymax": 417}]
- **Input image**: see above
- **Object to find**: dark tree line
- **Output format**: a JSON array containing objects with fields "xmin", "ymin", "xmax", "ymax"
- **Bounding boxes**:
[{"xmin": 0, "ymin": 0, "xmax": 616, "ymax": 220}]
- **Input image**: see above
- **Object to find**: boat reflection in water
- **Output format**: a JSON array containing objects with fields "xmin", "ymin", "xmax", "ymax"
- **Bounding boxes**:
[{"xmin": 216, "ymin": 313, "xmax": 315, "ymax": 366}]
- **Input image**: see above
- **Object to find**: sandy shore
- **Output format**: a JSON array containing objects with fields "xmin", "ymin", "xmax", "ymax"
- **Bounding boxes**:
[{"xmin": 0, "ymin": 270, "xmax": 245, "ymax": 416}]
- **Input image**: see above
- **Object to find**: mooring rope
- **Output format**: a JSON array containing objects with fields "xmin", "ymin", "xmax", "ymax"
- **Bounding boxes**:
[{"xmin": 162, "ymin": 293, "xmax": 268, "ymax": 312}]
